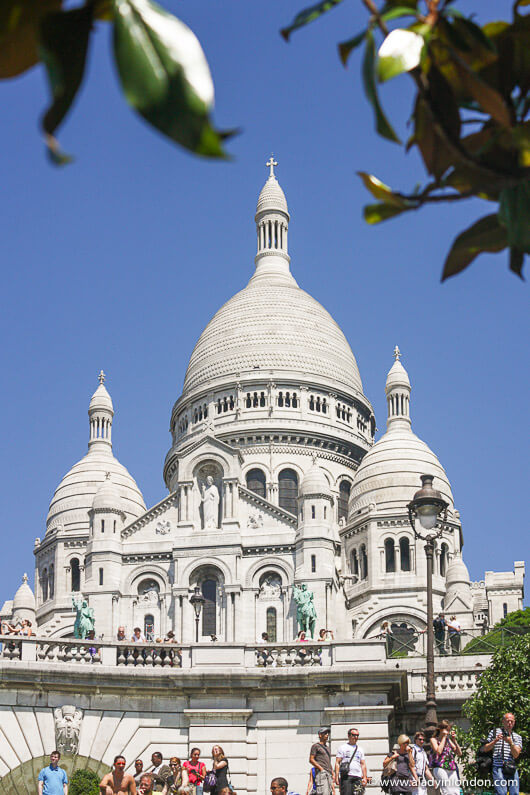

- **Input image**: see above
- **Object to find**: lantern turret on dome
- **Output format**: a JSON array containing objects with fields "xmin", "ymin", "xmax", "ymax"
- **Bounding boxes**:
[
  {"xmin": 253, "ymin": 157, "xmax": 292, "ymax": 282},
  {"xmin": 45, "ymin": 373, "xmax": 145, "ymax": 536},
  {"xmin": 385, "ymin": 346, "xmax": 411, "ymax": 429},
  {"xmin": 89, "ymin": 370, "xmax": 114, "ymax": 449}
]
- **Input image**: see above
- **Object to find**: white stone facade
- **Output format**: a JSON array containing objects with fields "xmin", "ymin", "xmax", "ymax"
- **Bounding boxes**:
[{"xmin": 0, "ymin": 163, "xmax": 525, "ymax": 792}]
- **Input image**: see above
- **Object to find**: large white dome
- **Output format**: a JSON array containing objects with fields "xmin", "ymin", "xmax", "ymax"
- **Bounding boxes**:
[{"xmin": 183, "ymin": 277, "xmax": 363, "ymax": 396}]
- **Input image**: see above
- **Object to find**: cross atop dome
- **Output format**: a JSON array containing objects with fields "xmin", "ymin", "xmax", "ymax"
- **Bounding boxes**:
[
  {"xmin": 266, "ymin": 156, "xmax": 278, "ymax": 177},
  {"xmin": 393, "ymin": 345, "xmax": 401, "ymax": 361},
  {"xmin": 98, "ymin": 369, "xmax": 106, "ymax": 385}
]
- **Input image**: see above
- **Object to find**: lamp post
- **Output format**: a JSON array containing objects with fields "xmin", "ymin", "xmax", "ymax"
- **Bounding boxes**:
[
  {"xmin": 407, "ymin": 474, "xmax": 448, "ymax": 736},
  {"xmin": 189, "ymin": 586, "xmax": 205, "ymax": 643}
]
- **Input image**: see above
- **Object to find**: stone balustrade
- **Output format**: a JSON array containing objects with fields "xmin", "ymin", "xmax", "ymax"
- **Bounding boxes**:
[{"xmin": 0, "ymin": 636, "xmax": 385, "ymax": 669}]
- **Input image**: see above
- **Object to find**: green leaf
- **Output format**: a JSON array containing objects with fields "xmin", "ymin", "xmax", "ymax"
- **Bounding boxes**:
[
  {"xmin": 412, "ymin": 96, "xmax": 455, "ymax": 179},
  {"xmin": 453, "ymin": 17, "xmax": 496, "ymax": 52},
  {"xmin": 112, "ymin": 0, "xmax": 233, "ymax": 158},
  {"xmin": 377, "ymin": 28, "xmax": 424, "ymax": 82},
  {"xmin": 338, "ymin": 30, "xmax": 366, "ymax": 66},
  {"xmin": 280, "ymin": 0, "xmax": 343, "ymax": 41},
  {"xmin": 441, "ymin": 213, "xmax": 508, "ymax": 280},
  {"xmin": 451, "ymin": 55, "xmax": 512, "ymax": 128},
  {"xmin": 0, "ymin": 0, "xmax": 62, "ymax": 78},
  {"xmin": 499, "ymin": 182, "xmax": 530, "ymax": 251},
  {"xmin": 509, "ymin": 248, "xmax": 525, "ymax": 277},
  {"xmin": 380, "ymin": 7, "xmax": 419, "ymax": 22},
  {"xmin": 362, "ymin": 30, "xmax": 401, "ymax": 143},
  {"xmin": 39, "ymin": 3, "xmax": 94, "ymax": 162},
  {"xmin": 357, "ymin": 171, "xmax": 408, "ymax": 206},
  {"xmin": 382, "ymin": 0, "xmax": 418, "ymax": 10},
  {"xmin": 363, "ymin": 202, "xmax": 410, "ymax": 223}
]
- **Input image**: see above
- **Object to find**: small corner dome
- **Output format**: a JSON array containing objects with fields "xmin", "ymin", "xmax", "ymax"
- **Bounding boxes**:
[
  {"xmin": 445, "ymin": 553, "xmax": 470, "ymax": 586},
  {"xmin": 89, "ymin": 382, "xmax": 114, "ymax": 413},
  {"xmin": 13, "ymin": 575, "xmax": 35, "ymax": 611},
  {"xmin": 92, "ymin": 476, "xmax": 122, "ymax": 510},
  {"xmin": 301, "ymin": 461, "xmax": 330, "ymax": 496},
  {"xmin": 256, "ymin": 175, "xmax": 288, "ymax": 216},
  {"xmin": 348, "ymin": 430, "xmax": 453, "ymax": 518}
]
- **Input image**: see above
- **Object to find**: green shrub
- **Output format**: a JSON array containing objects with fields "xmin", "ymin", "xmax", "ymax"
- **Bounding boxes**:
[{"xmin": 69, "ymin": 768, "xmax": 100, "ymax": 795}]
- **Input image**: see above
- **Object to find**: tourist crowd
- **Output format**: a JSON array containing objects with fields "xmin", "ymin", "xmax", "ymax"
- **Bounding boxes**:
[{"xmin": 35, "ymin": 712, "xmax": 523, "ymax": 795}]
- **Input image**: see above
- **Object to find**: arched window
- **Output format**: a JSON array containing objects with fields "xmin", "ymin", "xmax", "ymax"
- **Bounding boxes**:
[
  {"xmin": 360, "ymin": 544, "xmax": 368, "ymax": 579},
  {"xmin": 338, "ymin": 480, "xmax": 351, "ymax": 522},
  {"xmin": 440, "ymin": 543, "xmax": 449, "ymax": 577},
  {"xmin": 202, "ymin": 579, "xmax": 217, "ymax": 636},
  {"xmin": 144, "ymin": 614, "xmax": 154, "ymax": 640},
  {"xmin": 49, "ymin": 565, "xmax": 55, "ymax": 599},
  {"xmin": 385, "ymin": 539, "xmax": 395, "ymax": 573},
  {"xmin": 400, "ymin": 537, "xmax": 411, "ymax": 571},
  {"xmin": 42, "ymin": 568, "xmax": 48, "ymax": 602},
  {"xmin": 70, "ymin": 558, "xmax": 81, "ymax": 592},
  {"xmin": 246, "ymin": 468, "xmax": 266, "ymax": 498},
  {"xmin": 350, "ymin": 549, "xmax": 359, "ymax": 578},
  {"xmin": 278, "ymin": 468, "xmax": 298, "ymax": 514},
  {"xmin": 266, "ymin": 607, "xmax": 277, "ymax": 642},
  {"xmin": 503, "ymin": 603, "xmax": 508, "ymax": 618}
]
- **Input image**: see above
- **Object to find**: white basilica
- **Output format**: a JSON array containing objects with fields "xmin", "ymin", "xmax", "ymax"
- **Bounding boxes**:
[{"xmin": 5, "ymin": 162, "xmax": 524, "ymax": 643}]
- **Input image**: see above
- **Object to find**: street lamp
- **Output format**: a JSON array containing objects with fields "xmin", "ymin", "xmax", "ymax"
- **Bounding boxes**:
[
  {"xmin": 189, "ymin": 586, "xmax": 206, "ymax": 643},
  {"xmin": 407, "ymin": 474, "xmax": 448, "ymax": 736}
]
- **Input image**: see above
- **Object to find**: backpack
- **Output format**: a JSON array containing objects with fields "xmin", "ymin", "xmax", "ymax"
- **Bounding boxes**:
[{"xmin": 476, "ymin": 742, "xmax": 493, "ymax": 776}]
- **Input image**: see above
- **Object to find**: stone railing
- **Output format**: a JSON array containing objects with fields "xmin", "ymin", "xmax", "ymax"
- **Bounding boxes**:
[
  {"xmin": 382, "ymin": 625, "xmax": 530, "ymax": 658},
  {"xmin": 0, "ymin": 636, "xmax": 386, "ymax": 669}
]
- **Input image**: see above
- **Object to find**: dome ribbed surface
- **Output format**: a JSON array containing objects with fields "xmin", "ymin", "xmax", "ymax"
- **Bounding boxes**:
[
  {"xmin": 89, "ymin": 383, "xmax": 113, "ymax": 413},
  {"xmin": 256, "ymin": 176, "xmax": 288, "ymax": 215},
  {"xmin": 13, "ymin": 578, "xmax": 35, "ymax": 611},
  {"xmin": 301, "ymin": 463, "xmax": 330, "ymax": 495},
  {"xmin": 183, "ymin": 280, "xmax": 363, "ymax": 395},
  {"xmin": 92, "ymin": 477, "xmax": 122, "ymax": 510},
  {"xmin": 386, "ymin": 359, "xmax": 410, "ymax": 390},
  {"xmin": 349, "ymin": 426, "xmax": 453, "ymax": 517},
  {"xmin": 445, "ymin": 554, "xmax": 470, "ymax": 585},
  {"xmin": 46, "ymin": 449, "xmax": 145, "ymax": 534}
]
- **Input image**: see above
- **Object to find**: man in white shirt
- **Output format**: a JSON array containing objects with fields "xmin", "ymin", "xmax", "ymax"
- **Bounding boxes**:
[
  {"xmin": 446, "ymin": 616, "xmax": 461, "ymax": 654},
  {"xmin": 411, "ymin": 732, "xmax": 432, "ymax": 795},
  {"xmin": 335, "ymin": 728, "xmax": 368, "ymax": 795}
]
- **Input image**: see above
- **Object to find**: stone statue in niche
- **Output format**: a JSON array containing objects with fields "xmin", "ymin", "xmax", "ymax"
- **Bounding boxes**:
[
  {"xmin": 155, "ymin": 519, "xmax": 172, "ymax": 535},
  {"xmin": 54, "ymin": 705, "xmax": 83, "ymax": 755},
  {"xmin": 247, "ymin": 510, "xmax": 263, "ymax": 529},
  {"xmin": 259, "ymin": 573, "xmax": 282, "ymax": 598},
  {"xmin": 200, "ymin": 475, "xmax": 220, "ymax": 529}
]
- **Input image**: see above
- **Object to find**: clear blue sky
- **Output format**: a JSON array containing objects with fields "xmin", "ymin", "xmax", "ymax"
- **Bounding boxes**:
[{"xmin": 1, "ymin": 0, "xmax": 528, "ymax": 602}]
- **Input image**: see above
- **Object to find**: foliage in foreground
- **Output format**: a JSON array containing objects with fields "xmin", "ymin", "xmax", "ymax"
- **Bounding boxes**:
[
  {"xmin": 460, "ymin": 633, "xmax": 530, "ymax": 789},
  {"xmin": 282, "ymin": 0, "xmax": 530, "ymax": 280},
  {"xmin": 69, "ymin": 767, "xmax": 100, "ymax": 795},
  {"xmin": 0, "ymin": 0, "xmax": 235, "ymax": 163}
]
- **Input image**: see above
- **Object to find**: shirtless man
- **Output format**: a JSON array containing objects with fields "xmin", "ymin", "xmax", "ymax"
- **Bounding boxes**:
[{"xmin": 100, "ymin": 755, "xmax": 137, "ymax": 794}]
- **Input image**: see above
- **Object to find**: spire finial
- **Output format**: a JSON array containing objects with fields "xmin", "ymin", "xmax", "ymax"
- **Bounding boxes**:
[
  {"xmin": 98, "ymin": 369, "xmax": 106, "ymax": 385},
  {"xmin": 393, "ymin": 345, "xmax": 401, "ymax": 361},
  {"xmin": 22, "ymin": 573, "xmax": 28, "ymax": 584},
  {"xmin": 266, "ymin": 155, "xmax": 278, "ymax": 177}
]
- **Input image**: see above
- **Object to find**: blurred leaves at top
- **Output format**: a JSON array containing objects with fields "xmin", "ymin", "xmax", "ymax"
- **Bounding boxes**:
[
  {"xmin": 282, "ymin": 0, "xmax": 530, "ymax": 280},
  {"xmin": 0, "ymin": 0, "xmax": 234, "ymax": 163}
]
